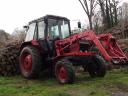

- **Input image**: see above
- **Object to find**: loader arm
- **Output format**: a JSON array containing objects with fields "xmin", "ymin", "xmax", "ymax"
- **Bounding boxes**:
[{"xmin": 55, "ymin": 30, "xmax": 128, "ymax": 64}]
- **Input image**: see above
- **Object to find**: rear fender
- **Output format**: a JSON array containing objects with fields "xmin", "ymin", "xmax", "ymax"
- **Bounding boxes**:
[{"xmin": 20, "ymin": 40, "xmax": 39, "ymax": 52}]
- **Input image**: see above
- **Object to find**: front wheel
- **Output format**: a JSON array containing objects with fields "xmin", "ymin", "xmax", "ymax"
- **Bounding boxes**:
[
  {"xmin": 55, "ymin": 59, "xmax": 75, "ymax": 84},
  {"xmin": 87, "ymin": 55, "xmax": 106, "ymax": 77}
]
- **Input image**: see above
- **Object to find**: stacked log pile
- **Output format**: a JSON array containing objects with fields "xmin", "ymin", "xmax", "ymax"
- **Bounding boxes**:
[
  {"xmin": 0, "ymin": 41, "xmax": 22, "ymax": 76},
  {"xmin": 0, "ymin": 30, "xmax": 25, "ymax": 76},
  {"xmin": 106, "ymin": 23, "xmax": 128, "ymax": 39},
  {"xmin": 118, "ymin": 39, "xmax": 128, "ymax": 49},
  {"xmin": 118, "ymin": 39, "xmax": 128, "ymax": 57}
]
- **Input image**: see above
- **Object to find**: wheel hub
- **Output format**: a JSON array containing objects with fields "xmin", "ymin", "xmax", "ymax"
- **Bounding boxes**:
[
  {"xmin": 22, "ymin": 54, "xmax": 32, "ymax": 72},
  {"xmin": 58, "ymin": 66, "xmax": 67, "ymax": 81}
]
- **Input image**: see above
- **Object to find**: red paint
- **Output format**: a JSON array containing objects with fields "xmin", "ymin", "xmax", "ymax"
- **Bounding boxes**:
[
  {"xmin": 57, "ymin": 66, "xmax": 67, "ymax": 83},
  {"xmin": 55, "ymin": 30, "xmax": 128, "ymax": 64},
  {"xmin": 31, "ymin": 40, "xmax": 39, "ymax": 46},
  {"xmin": 20, "ymin": 53, "xmax": 32, "ymax": 74}
]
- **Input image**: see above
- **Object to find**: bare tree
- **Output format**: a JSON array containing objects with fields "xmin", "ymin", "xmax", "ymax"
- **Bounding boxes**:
[
  {"xmin": 97, "ymin": 0, "xmax": 107, "ymax": 29},
  {"xmin": 93, "ymin": 11, "xmax": 102, "ymax": 34},
  {"xmin": 112, "ymin": 0, "xmax": 118, "ymax": 25},
  {"xmin": 122, "ymin": 3, "xmax": 128, "ymax": 23},
  {"xmin": 97, "ymin": 0, "xmax": 119, "ymax": 30},
  {"xmin": 12, "ymin": 28, "xmax": 26, "ymax": 42},
  {"xmin": 78, "ymin": 0, "xmax": 97, "ymax": 29},
  {"xmin": 118, "ymin": 2, "xmax": 128, "ymax": 38}
]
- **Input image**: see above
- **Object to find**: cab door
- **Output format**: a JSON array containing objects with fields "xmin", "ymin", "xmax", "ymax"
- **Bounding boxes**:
[
  {"xmin": 36, "ymin": 21, "xmax": 50, "ymax": 53},
  {"xmin": 46, "ymin": 19, "xmax": 62, "ymax": 57}
]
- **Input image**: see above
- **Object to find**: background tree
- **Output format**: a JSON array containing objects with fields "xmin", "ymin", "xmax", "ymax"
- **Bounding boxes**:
[
  {"xmin": 12, "ymin": 28, "xmax": 26, "ymax": 42},
  {"xmin": 93, "ymin": 11, "xmax": 102, "ymax": 34},
  {"xmin": 78, "ymin": 0, "xmax": 97, "ymax": 29},
  {"xmin": 97, "ymin": 0, "xmax": 119, "ymax": 30},
  {"xmin": 118, "ymin": 2, "xmax": 128, "ymax": 38},
  {"xmin": 78, "ymin": 0, "xmax": 128, "ymax": 39}
]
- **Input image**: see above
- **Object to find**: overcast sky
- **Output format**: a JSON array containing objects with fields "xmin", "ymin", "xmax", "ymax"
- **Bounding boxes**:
[{"xmin": 0, "ymin": 0, "xmax": 127, "ymax": 34}]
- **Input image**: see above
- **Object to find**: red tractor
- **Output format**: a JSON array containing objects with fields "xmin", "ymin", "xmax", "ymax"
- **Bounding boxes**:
[{"xmin": 19, "ymin": 15, "xmax": 128, "ymax": 84}]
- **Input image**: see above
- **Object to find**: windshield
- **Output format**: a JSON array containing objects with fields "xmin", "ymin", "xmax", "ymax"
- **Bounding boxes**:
[{"xmin": 47, "ymin": 19, "xmax": 70, "ymax": 39}]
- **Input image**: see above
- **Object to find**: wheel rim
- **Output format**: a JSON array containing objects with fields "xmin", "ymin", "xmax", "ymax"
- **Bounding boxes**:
[
  {"xmin": 57, "ymin": 66, "xmax": 67, "ymax": 83},
  {"xmin": 21, "ymin": 53, "xmax": 32, "ymax": 74}
]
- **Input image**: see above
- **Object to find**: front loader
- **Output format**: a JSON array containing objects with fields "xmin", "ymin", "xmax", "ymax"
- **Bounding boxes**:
[{"xmin": 19, "ymin": 15, "xmax": 128, "ymax": 84}]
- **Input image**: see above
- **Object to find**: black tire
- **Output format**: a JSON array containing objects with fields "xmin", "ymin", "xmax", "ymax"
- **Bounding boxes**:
[
  {"xmin": 19, "ymin": 46, "xmax": 42, "ymax": 79},
  {"xmin": 87, "ymin": 55, "xmax": 106, "ymax": 77},
  {"xmin": 55, "ymin": 59, "xmax": 75, "ymax": 84}
]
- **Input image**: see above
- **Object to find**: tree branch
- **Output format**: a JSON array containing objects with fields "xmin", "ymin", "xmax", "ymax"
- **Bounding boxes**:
[
  {"xmin": 83, "ymin": 0, "xmax": 90, "ymax": 15},
  {"xmin": 78, "ymin": 0, "xmax": 88, "ymax": 14}
]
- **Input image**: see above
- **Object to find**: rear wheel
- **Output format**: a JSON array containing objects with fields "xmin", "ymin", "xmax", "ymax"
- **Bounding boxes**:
[
  {"xmin": 55, "ymin": 59, "xmax": 75, "ymax": 84},
  {"xmin": 87, "ymin": 55, "xmax": 106, "ymax": 77},
  {"xmin": 20, "ymin": 46, "xmax": 42, "ymax": 79}
]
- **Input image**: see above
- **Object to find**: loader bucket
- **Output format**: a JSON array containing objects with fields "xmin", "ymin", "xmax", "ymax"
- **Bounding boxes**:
[{"xmin": 98, "ymin": 34, "xmax": 128, "ymax": 65}]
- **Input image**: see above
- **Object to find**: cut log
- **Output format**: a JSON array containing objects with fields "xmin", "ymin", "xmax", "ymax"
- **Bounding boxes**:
[{"xmin": 0, "ymin": 41, "xmax": 22, "ymax": 76}]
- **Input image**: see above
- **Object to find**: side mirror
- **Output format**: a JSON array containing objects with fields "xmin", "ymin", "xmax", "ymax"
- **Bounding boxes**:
[
  {"xmin": 77, "ymin": 22, "xmax": 81, "ymax": 28},
  {"xmin": 23, "ymin": 25, "xmax": 29, "ymax": 29}
]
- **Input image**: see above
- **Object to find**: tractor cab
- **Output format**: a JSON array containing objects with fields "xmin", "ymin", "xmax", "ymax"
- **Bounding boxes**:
[
  {"xmin": 24, "ymin": 15, "xmax": 71, "ymax": 56},
  {"xmin": 25, "ymin": 15, "xmax": 71, "ymax": 41}
]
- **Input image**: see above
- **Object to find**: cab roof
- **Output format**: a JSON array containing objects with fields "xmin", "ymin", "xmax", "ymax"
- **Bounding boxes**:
[{"xmin": 29, "ymin": 15, "xmax": 70, "ymax": 24}]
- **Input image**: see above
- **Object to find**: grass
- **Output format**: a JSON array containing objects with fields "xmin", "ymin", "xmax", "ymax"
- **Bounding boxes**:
[{"xmin": 0, "ymin": 69, "xmax": 128, "ymax": 96}]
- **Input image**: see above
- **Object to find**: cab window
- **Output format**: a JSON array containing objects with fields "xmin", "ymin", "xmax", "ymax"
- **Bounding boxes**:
[
  {"xmin": 38, "ymin": 21, "xmax": 45, "ymax": 39},
  {"xmin": 61, "ymin": 21, "xmax": 70, "ymax": 38},
  {"xmin": 47, "ymin": 19, "xmax": 70, "ymax": 40},
  {"xmin": 25, "ymin": 23, "xmax": 36, "ymax": 41}
]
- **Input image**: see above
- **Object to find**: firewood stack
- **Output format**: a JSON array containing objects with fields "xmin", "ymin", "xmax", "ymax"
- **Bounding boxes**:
[
  {"xmin": 118, "ymin": 39, "xmax": 128, "ymax": 58},
  {"xmin": 0, "ymin": 41, "xmax": 22, "ymax": 76},
  {"xmin": 0, "ymin": 29, "xmax": 26, "ymax": 76}
]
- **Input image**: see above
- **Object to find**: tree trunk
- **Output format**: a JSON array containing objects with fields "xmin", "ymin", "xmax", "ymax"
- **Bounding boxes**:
[
  {"xmin": 114, "ymin": 5, "xmax": 118, "ymax": 25},
  {"xmin": 108, "ymin": 0, "xmax": 114, "ymax": 27},
  {"xmin": 105, "ymin": 0, "xmax": 111, "ymax": 28},
  {"xmin": 89, "ymin": 16, "xmax": 93, "ymax": 29},
  {"xmin": 98, "ymin": 0, "xmax": 108, "ymax": 31}
]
